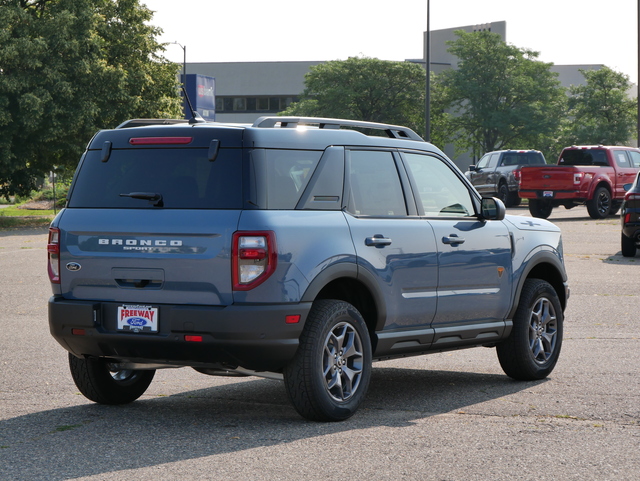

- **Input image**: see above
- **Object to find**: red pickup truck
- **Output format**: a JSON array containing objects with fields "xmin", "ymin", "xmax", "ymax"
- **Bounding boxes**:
[{"xmin": 518, "ymin": 145, "xmax": 640, "ymax": 219}]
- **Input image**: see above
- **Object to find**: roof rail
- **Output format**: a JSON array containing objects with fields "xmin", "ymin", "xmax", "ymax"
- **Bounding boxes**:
[
  {"xmin": 252, "ymin": 116, "xmax": 424, "ymax": 142},
  {"xmin": 116, "ymin": 118, "xmax": 190, "ymax": 129}
]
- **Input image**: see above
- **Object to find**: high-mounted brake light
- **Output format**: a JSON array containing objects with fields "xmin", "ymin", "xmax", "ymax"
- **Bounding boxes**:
[
  {"xmin": 129, "ymin": 137, "xmax": 193, "ymax": 145},
  {"xmin": 232, "ymin": 231, "xmax": 277, "ymax": 291},
  {"xmin": 47, "ymin": 227, "xmax": 61, "ymax": 284}
]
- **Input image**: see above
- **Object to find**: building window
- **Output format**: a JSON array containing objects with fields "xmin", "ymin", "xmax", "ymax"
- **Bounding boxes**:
[
  {"xmin": 257, "ymin": 98, "xmax": 270, "ymax": 110},
  {"xmin": 233, "ymin": 98, "xmax": 246, "ymax": 111},
  {"xmin": 215, "ymin": 96, "xmax": 298, "ymax": 114}
]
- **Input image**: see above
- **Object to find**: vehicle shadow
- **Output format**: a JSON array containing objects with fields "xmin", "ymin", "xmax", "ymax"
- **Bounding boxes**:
[{"xmin": 0, "ymin": 366, "xmax": 542, "ymax": 480}]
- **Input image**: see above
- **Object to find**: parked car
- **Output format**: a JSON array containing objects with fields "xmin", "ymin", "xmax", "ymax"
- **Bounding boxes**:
[
  {"xmin": 465, "ymin": 149, "xmax": 546, "ymax": 207},
  {"xmin": 47, "ymin": 116, "xmax": 569, "ymax": 421},
  {"xmin": 519, "ymin": 145, "xmax": 640, "ymax": 219},
  {"xmin": 621, "ymin": 171, "xmax": 640, "ymax": 257}
]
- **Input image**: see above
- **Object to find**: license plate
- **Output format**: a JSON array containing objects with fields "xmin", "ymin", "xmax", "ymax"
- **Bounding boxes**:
[
  {"xmin": 117, "ymin": 305, "xmax": 158, "ymax": 333},
  {"xmin": 543, "ymin": 191, "xmax": 554, "ymax": 198}
]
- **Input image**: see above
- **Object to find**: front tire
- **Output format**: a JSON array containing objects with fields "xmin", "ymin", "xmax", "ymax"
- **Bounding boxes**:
[
  {"xmin": 497, "ymin": 279, "xmax": 563, "ymax": 380},
  {"xmin": 497, "ymin": 183, "xmax": 509, "ymax": 206},
  {"xmin": 69, "ymin": 353, "xmax": 155, "ymax": 404},
  {"xmin": 528, "ymin": 199, "xmax": 553, "ymax": 219},
  {"xmin": 283, "ymin": 300, "xmax": 372, "ymax": 422}
]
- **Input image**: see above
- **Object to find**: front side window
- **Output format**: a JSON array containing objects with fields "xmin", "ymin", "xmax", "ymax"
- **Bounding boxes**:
[
  {"xmin": 403, "ymin": 152, "xmax": 475, "ymax": 217},
  {"xmin": 346, "ymin": 150, "xmax": 407, "ymax": 216},
  {"xmin": 614, "ymin": 150, "xmax": 631, "ymax": 168}
]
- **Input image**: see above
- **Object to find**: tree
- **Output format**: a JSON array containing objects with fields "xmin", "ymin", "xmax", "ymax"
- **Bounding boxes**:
[
  {"xmin": 281, "ymin": 57, "xmax": 427, "ymax": 139},
  {"xmin": 0, "ymin": 0, "xmax": 183, "ymax": 198},
  {"xmin": 563, "ymin": 66, "xmax": 637, "ymax": 147},
  {"xmin": 440, "ymin": 30, "xmax": 566, "ymax": 158}
]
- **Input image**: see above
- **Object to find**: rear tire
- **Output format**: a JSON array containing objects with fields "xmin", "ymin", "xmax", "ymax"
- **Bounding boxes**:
[
  {"xmin": 528, "ymin": 199, "xmax": 553, "ymax": 219},
  {"xmin": 497, "ymin": 279, "xmax": 563, "ymax": 380},
  {"xmin": 69, "ymin": 353, "xmax": 155, "ymax": 404},
  {"xmin": 283, "ymin": 300, "xmax": 372, "ymax": 422},
  {"xmin": 497, "ymin": 183, "xmax": 510, "ymax": 206},
  {"xmin": 586, "ymin": 186, "xmax": 611, "ymax": 219},
  {"xmin": 621, "ymin": 232, "xmax": 636, "ymax": 257}
]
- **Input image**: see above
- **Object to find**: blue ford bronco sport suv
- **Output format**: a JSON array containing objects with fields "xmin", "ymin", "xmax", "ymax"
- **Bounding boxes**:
[{"xmin": 48, "ymin": 116, "xmax": 569, "ymax": 421}]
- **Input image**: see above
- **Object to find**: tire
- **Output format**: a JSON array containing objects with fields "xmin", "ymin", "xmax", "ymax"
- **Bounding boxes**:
[
  {"xmin": 283, "ymin": 299, "xmax": 372, "ymax": 422},
  {"xmin": 497, "ymin": 279, "xmax": 563, "ymax": 380},
  {"xmin": 621, "ymin": 232, "xmax": 636, "ymax": 257},
  {"xmin": 528, "ymin": 199, "xmax": 553, "ymax": 219},
  {"xmin": 497, "ymin": 183, "xmax": 510, "ymax": 206},
  {"xmin": 586, "ymin": 186, "xmax": 611, "ymax": 219},
  {"xmin": 69, "ymin": 353, "xmax": 155, "ymax": 404}
]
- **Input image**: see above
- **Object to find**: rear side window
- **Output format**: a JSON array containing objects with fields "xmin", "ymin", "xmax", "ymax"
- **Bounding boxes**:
[{"xmin": 68, "ymin": 148, "xmax": 242, "ymax": 209}]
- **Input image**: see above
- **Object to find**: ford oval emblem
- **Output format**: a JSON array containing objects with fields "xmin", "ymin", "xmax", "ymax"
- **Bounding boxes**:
[
  {"xmin": 66, "ymin": 262, "xmax": 82, "ymax": 271},
  {"xmin": 127, "ymin": 317, "xmax": 147, "ymax": 327}
]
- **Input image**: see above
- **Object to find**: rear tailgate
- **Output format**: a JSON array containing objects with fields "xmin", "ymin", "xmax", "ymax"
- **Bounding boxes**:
[
  {"xmin": 54, "ymin": 124, "xmax": 245, "ymax": 307},
  {"xmin": 55, "ymin": 209, "xmax": 240, "ymax": 306},
  {"xmin": 518, "ymin": 166, "xmax": 578, "ymax": 193}
]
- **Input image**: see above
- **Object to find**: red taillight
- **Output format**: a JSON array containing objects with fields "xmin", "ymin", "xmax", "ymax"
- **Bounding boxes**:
[
  {"xmin": 47, "ymin": 227, "xmax": 61, "ymax": 284},
  {"xmin": 513, "ymin": 169, "xmax": 521, "ymax": 186},
  {"xmin": 232, "ymin": 231, "xmax": 277, "ymax": 291},
  {"xmin": 574, "ymin": 172, "xmax": 584, "ymax": 185},
  {"xmin": 184, "ymin": 335, "xmax": 203, "ymax": 342},
  {"xmin": 129, "ymin": 137, "xmax": 193, "ymax": 145},
  {"xmin": 624, "ymin": 192, "xmax": 640, "ymax": 201}
]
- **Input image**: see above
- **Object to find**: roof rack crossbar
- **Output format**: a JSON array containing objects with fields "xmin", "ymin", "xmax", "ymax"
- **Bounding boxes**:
[{"xmin": 252, "ymin": 116, "xmax": 423, "ymax": 141}]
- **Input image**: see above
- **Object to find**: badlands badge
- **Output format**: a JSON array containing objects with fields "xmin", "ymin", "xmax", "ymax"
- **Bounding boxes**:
[{"xmin": 117, "ymin": 305, "xmax": 158, "ymax": 333}]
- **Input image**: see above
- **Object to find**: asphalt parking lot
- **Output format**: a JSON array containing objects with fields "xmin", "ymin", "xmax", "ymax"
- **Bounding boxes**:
[{"xmin": 0, "ymin": 206, "xmax": 638, "ymax": 480}]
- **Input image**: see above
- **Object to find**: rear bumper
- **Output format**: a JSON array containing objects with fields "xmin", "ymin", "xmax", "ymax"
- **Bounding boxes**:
[
  {"xmin": 519, "ymin": 190, "xmax": 586, "ymax": 202},
  {"xmin": 48, "ymin": 296, "xmax": 311, "ymax": 372}
]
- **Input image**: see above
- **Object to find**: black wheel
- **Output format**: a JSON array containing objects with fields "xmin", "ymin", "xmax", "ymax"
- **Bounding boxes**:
[
  {"xmin": 497, "ymin": 183, "xmax": 510, "ymax": 206},
  {"xmin": 528, "ymin": 199, "xmax": 553, "ymax": 219},
  {"xmin": 69, "ymin": 353, "xmax": 155, "ymax": 404},
  {"xmin": 497, "ymin": 279, "xmax": 563, "ymax": 380},
  {"xmin": 621, "ymin": 232, "xmax": 636, "ymax": 257},
  {"xmin": 283, "ymin": 299, "xmax": 372, "ymax": 422},
  {"xmin": 586, "ymin": 186, "xmax": 611, "ymax": 219}
]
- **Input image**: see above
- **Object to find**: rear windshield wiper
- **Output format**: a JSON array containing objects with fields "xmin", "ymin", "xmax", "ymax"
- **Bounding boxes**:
[{"xmin": 119, "ymin": 192, "xmax": 164, "ymax": 207}]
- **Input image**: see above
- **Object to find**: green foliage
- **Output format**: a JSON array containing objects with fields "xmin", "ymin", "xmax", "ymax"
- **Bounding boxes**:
[
  {"xmin": 0, "ymin": 0, "xmax": 183, "ymax": 198},
  {"xmin": 282, "ymin": 57, "xmax": 428, "ymax": 140},
  {"xmin": 439, "ymin": 30, "xmax": 566, "ymax": 158},
  {"xmin": 563, "ymin": 66, "xmax": 637, "ymax": 147}
]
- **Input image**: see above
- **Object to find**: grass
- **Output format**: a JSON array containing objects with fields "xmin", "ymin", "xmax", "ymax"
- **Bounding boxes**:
[{"xmin": 0, "ymin": 205, "xmax": 55, "ymax": 229}]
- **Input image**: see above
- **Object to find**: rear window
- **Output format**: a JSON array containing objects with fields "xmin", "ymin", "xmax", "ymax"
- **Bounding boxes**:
[
  {"xmin": 501, "ymin": 152, "xmax": 545, "ymax": 166},
  {"xmin": 68, "ymin": 148, "xmax": 242, "ymax": 209},
  {"xmin": 560, "ymin": 149, "xmax": 609, "ymax": 166}
]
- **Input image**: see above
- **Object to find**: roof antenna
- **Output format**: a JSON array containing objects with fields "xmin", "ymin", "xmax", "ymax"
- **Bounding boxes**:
[{"xmin": 181, "ymin": 86, "xmax": 205, "ymax": 124}]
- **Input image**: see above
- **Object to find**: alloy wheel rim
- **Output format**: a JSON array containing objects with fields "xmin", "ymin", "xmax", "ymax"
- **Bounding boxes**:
[
  {"xmin": 322, "ymin": 322, "xmax": 364, "ymax": 402},
  {"xmin": 528, "ymin": 297, "xmax": 558, "ymax": 364}
]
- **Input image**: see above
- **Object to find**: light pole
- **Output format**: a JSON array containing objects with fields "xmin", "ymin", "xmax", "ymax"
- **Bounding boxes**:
[
  {"xmin": 171, "ymin": 42, "xmax": 187, "ymax": 117},
  {"xmin": 171, "ymin": 41, "xmax": 186, "ymax": 86},
  {"xmin": 425, "ymin": 0, "xmax": 431, "ymax": 142}
]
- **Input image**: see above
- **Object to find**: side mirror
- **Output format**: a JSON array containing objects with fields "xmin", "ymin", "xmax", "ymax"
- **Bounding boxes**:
[
  {"xmin": 623, "ymin": 183, "xmax": 633, "ymax": 192},
  {"xmin": 468, "ymin": 165, "xmax": 477, "ymax": 172},
  {"xmin": 480, "ymin": 197, "xmax": 506, "ymax": 221}
]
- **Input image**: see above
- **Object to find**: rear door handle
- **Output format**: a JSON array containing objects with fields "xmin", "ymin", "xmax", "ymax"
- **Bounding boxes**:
[
  {"xmin": 442, "ymin": 234, "xmax": 465, "ymax": 245},
  {"xmin": 365, "ymin": 235, "xmax": 392, "ymax": 247}
]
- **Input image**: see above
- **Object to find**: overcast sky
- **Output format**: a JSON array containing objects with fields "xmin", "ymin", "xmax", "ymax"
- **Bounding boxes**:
[{"xmin": 143, "ymin": 0, "xmax": 639, "ymax": 84}]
